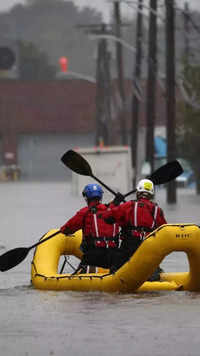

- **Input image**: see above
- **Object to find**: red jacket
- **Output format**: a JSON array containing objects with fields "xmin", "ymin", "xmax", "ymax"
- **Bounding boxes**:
[
  {"xmin": 60, "ymin": 201, "xmax": 119, "ymax": 242},
  {"xmin": 102, "ymin": 198, "xmax": 167, "ymax": 239}
]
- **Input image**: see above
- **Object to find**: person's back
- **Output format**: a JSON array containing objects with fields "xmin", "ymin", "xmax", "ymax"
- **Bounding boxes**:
[
  {"xmin": 60, "ymin": 183, "xmax": 120, "ymax": 273},
  {"xmin": 102, "ymin": 179, "xmax": 167, "ymax": 278}
]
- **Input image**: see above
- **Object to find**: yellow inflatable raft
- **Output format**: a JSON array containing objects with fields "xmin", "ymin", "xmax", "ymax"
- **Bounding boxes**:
[{"xmin": 31, "ymin": 224, "xmax": 200, "ymax": 293}]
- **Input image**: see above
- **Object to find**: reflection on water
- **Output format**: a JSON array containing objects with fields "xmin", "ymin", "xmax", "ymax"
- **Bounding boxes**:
[
  {"xmin": 0, "ymin": 183, "xmax": 200, "ymax": 356},
  {"xmin": 0, "ymin": 284, "xmax": 200, "ymax": 356}
]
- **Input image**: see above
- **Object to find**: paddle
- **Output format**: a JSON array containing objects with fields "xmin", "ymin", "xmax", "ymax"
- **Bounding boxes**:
[
  {"xmin": 0, "ymin": 230, "xmax": 60, "ymax": 272},
  {"xmin": 61, "ymin": 150, "xmax": 183, "ymax": 198},
  {"xmin": 61, "ymin": 149, "xmax": 118, "ymax": 197},
  {"xmin": 124, "ymin": 160, "xmax": 183, "ymax": 197}
]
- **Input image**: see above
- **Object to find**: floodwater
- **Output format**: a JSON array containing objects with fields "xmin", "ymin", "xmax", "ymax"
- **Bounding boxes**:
[{"xmin": 0, "ymin": 181, "xmax": 200, "ymax": 356}]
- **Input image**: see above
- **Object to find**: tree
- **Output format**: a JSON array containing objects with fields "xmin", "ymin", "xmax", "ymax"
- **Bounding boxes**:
[
  {"xmin": 177, "ymin": 62, "xmax": 200, "ymax": 193},
  {"xmin": 18, "ymin": 40, "xmax": 56, "ymax": 79},
  {"xmin": 0, "ymin": 47, "xmax": 15, "ymax": 69},
  {"xmin": 2, "ymin": 0, "xmax": 102, "ymax": 77}
]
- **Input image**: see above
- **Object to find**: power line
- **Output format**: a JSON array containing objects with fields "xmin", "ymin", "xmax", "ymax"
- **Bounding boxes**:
[{"xmin": 175, "ymin": 5, "xmax": 200, "ymax": 34}]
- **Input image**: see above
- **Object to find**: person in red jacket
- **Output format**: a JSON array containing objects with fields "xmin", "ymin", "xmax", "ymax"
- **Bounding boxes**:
[
  {"xmin": 60, "ymin": 183, "xmax": 121, "ymax": 274},
  {"xmin": 102, "ymin": 179, "xmax": 167, "ymax": 279}
]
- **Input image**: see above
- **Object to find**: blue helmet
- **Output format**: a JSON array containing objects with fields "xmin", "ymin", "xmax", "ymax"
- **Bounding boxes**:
[{"xmin": 82, "ymin": 184, "xmax": 104, "ymax": 200}]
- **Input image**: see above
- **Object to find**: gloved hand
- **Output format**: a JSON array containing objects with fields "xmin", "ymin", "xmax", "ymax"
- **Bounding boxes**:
[
  {"xmin": 104, "ymin": 216, "xmax": 116, "ymax": 224},
  {"xmin": 112, "ymin": 192, "xmax": 125, "ymax": 206}
]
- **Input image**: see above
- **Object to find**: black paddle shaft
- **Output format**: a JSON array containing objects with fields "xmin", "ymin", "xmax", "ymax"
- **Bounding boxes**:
[{"xmin": 0, "ymin": 230, "xmax": 60, "ymax": 272}]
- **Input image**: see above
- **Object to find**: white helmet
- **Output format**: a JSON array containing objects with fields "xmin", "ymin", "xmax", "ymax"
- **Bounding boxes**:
[{"xmin": 136, "ymin": 179, "xmax": 154, "ymax": 196}]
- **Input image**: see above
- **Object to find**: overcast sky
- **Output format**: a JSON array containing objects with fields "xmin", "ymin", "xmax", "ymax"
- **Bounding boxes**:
[{"xmin": 1, "ymin": 0, "xmax": 200, "ymax": 19}]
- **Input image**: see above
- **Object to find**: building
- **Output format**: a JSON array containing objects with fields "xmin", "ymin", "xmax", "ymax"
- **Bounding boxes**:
[{"xmin": 0, "ymin": 79, "xmax": 171, "ymax": 180}]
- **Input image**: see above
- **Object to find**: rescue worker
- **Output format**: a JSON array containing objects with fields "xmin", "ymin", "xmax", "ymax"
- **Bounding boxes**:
[
  {"xmin": 101, "ymin": 179, "xmax": 167, "ymax": 280},
  {"xmin": 60, "ymin": 183, "xmax": 121, "ymax": 274}
]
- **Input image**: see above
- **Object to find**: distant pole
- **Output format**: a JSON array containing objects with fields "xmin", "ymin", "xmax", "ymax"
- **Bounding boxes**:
[
  {"xmin": 77, "ymin": 23, "xmax": 113, "ymax": 146},
  {"xmin": 95, "ymin": 27, "xmax": 112, "ymax": 146},
  {"xmin": 114, "ymin": 1, "xmax": 127, "ymax": 145},
  {"xmin": 183, "ymin": 2, "xmax": 190, "ymax": 64},
  {"xmin": 145, "ymin": 0, "xmax": 157, "ymax": 174},
  {"xmin": 96, "ymin": 38, "xmax": 105, "ymax": 145},
  {"xmin": 131, "ymin": 0, "xmax": 143, "ymax": 187},
  {"xmin": 165, "ymin": 0, "xmax": 177, "ymax": 203},
  {"xmin": 104, "ymin": 36, "xmax": 112, "ymax": 145}
]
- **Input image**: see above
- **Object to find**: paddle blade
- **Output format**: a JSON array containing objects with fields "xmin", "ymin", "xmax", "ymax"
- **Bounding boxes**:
[
  {"xmin": 61, "ymin": 150, "xmax": 93, "ymax": 176},
  {"xmin": 148, "ymin": 160, "xmax": 183, "ymax": 185},
  {"xmin": 0, "ymin": 247, "xmax": 30, "ymax": 272}
]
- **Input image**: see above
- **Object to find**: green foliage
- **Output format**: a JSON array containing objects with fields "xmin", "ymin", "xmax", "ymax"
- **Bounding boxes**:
[
  {"xmin": 177, "ymin": 63, "xmax": 200, "ymax": 192},
  {"xmin": 18, "ymin": 40, "xmax": 56, "ymax": 79}
]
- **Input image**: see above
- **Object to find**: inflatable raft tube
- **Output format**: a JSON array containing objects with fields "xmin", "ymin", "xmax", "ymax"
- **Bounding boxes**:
[{"xmin": 31, "ymin": 224, "xmax": 200, "ymax": 293}]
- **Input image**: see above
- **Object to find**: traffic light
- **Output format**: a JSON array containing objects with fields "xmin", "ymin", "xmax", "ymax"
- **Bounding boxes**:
[
  {"xmin": 59, "ymin": 56, "xmax": 68, "ymax": 72},
  {"xmin": 0, "ymin": 47, "xmax": 16, "ymax": 70}
]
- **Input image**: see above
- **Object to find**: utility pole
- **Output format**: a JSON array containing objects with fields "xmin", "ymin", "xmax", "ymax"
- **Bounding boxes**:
[
  {"xmin": 183, "ymin": 2, "xmax": 190, "ymax": 65},
  {"xmin": 95, "ymin": 26, "xmax": 113, "ymax": 146},
  {"xmin": 114, "ymin": 1, "xmax": 127, "ymax": 145},
  {"xmin": 145, "ymin": 0, "xmax": 157, "ymax": 174},
  {"xmin": 165, "ymin": 0, "xmax": 177, "ymax": 203},
  {"xmin": 131, "ymin": 0, "xmax": 143, "ymax": 187},
  {"xmin": 78, "ymin": 24, "xmax": 113, "ymax": 146}
]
